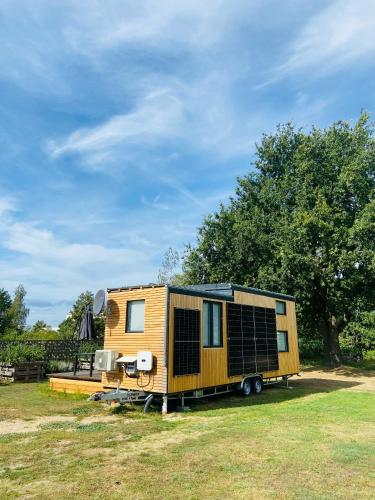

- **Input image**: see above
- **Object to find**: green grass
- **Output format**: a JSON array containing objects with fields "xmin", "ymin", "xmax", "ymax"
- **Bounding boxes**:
[
  {"xmin": 0, "ymin": 380, "xmax": 374, "ymax": 499},
  {"xmin": 345, "ymin": 359, "xmax": 375, "ymax": 371}
]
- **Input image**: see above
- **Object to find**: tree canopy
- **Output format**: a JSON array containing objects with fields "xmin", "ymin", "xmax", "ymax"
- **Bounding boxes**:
[
  {"xmin": 182, "ymin": 113, "xmax": 375, "ymax": 366},
  {"xmin": 0, "ymin": 285, "xmax": 29, "ymax": 338},
  {"xmin": 157, "ymin": 247, "xmax": 184, "ymax": 285},
  {"xmin": 0, "ymin": 288, "xmax": 12, "ymax": 334}
]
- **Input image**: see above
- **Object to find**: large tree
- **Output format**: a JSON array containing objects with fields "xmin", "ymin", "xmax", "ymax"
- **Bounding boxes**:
[
  {"xmin": 0, "ymin": 288, "xmax": 12, "ymax": 335},
  {"xmin": 2, "ymin": 285, "xmax": 30, "ymax": 337},
  {"xmin": 183, "ymin": 114, "xmax": 375, "ymax": 366}
]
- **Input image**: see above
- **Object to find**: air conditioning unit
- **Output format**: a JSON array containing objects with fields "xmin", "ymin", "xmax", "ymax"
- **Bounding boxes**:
[
  {"xmin": 137, "ymin": 351, "xmax": 153, "ymax": 371},
  {"xmin": 94, "ymin": 350, "xmax": 119, "ymax": 371}
]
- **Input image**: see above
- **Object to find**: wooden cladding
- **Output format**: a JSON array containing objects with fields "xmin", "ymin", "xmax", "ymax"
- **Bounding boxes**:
[
  {"xmin": 103, "ymin": 286, "xmax": 167, "ymax": 393},
  {"xmin": 173, "ymin": 308, "xmax": 200, "ymax": 376},
  {"xmin": 227, "ymin": 303, "xmax": 279, "ymax": 377}
]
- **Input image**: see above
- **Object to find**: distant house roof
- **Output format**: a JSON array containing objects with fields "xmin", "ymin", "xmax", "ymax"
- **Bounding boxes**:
[{"xmin": 108, "ymin": 282, "xmax": 295, "ymax": 302}]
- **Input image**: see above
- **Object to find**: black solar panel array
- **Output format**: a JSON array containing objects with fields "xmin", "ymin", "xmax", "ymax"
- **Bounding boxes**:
[
  {"xmin": 173, "ymin": 307, "xmax": 200, "ymax": 376},
  {"xmin": 227, "ymin": 303, "xmax": 279, "ymax": 376}
]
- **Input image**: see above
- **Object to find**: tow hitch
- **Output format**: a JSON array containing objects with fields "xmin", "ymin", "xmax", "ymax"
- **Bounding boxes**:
[{"xmin": 88, "ymin": 387, "xmax": 155, "ymax": 413}]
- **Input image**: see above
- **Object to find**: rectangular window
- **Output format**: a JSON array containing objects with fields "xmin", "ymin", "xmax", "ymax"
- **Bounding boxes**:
[
  {"xmin": 203, "ymin": 301, "xmax": 222, "ymax": 347},
  {"xmin": 277, "ymin": 331, "xmax": 289, "ymax": 352},
  {"xmin": 276, "ymin": 300, "xmax": 286, "ymax": 315},
  {"xmin": 126, "ymin": 300, "xmax": 145, "ymax": 333}
]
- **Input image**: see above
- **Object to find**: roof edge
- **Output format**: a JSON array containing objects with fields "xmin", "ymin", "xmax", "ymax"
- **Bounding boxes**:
[
  {"xmin": 231, "ymin": 284, "xmax": 295, "ymax": 302},
  {"xmin": 106, "ymin": 282, "xmax": 295, "ymax": 302},
  {"xmin": 107, "ymin": 283, "xmax": 166, "ymax": 292},
  {"xmin": 168, "ymin": 286, "xmax": 234, "ymax": 302},
  {"xmin": 181, "ymin": 283, "xmax": 295, "ymax": 301}
]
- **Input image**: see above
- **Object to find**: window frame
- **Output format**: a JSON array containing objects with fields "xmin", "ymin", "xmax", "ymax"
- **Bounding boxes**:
[
  {"xmin": 203, "ymin": 300, "xmax": 223, "ymax": 348},
  {"xmin": 277, "ymin": 330, "xmax": 289, "ymax": 352},
  {"xmin": 276, "ymin": 300, "xmax": 286, "ymax": 315},
  {"xmin": 125, "ymin": 299, "xmax": 145, "ymax": 333}
]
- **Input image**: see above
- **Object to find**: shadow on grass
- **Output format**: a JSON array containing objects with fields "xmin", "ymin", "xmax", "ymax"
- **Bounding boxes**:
[{"xmin": 186, "ymin": 377, "xmax": 362, "ymax": 413}]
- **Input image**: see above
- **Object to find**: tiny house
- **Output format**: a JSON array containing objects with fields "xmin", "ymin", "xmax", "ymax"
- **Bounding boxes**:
[{"xmin": 90, "ymin": 282, "xmax": 300, "ymax": 412}]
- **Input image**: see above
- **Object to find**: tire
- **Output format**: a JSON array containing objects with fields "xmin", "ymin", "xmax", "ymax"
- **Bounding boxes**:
[
  {"xmin": 241, "ymin": 379, "xmax": 252, "ymax": 396},
  {"xmin": 253, "ymin": 378, "xmax": 263, "ymax": 394}
]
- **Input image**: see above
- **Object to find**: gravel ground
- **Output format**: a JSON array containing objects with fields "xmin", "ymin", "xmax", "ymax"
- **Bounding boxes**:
[{"xmin": 292, "ymin": 366, "xmax": 375, "ymax": 392}]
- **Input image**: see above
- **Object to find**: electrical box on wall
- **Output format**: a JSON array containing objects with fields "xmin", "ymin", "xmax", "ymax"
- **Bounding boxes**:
[{"xmin": 137, "ymin": 351, "xmax": 153, "ymax": 371}]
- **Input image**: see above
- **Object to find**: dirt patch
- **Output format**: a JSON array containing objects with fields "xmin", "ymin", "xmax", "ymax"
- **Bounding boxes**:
[
  {"xmin": 0, "ymin": 416, "xmax": 75, "ymax": 435},
  {"xmin": 18, "ymin": 479, "xmax": 57, "ymax": 499},
  {"xmin": 80, "ymin": 415, "xmax": 119, "ymax": 425},
  {"xmin": 81, "ymin": 447, "xmax": 114, "ymax": 457},
  {"xmin": 294, "ymin": 367, "xmax": 375, "ymax": 392},
  {"xmin": 0, "ymin": 414, "xmax": 121, "ymax": 436},
  {"xmin": 54, "ymin": 439, "xmax": 74, "ymax": 448},
  {"xmin": 141, "ymin": 428, "xmax": 206, "ymax": 451}
]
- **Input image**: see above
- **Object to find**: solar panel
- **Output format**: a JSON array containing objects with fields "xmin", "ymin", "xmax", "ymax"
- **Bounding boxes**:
[
  {"xmin": 227, "ymin": 303, "xmax": 279, "ymax": 376},
  {"xmin": 173, "ymin": 307, "xmax": 200, "ymax": 376}
]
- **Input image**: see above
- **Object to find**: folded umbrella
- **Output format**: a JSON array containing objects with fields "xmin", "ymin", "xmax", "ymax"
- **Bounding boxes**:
[{"xmin": 78, "ymin": 305, "xmax": 96, "ymax": 340}]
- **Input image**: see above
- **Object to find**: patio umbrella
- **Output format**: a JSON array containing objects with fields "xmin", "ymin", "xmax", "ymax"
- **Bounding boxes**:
[{"xmin": 78, "ymin": 305, "xmax": 96, "ymax": 340}]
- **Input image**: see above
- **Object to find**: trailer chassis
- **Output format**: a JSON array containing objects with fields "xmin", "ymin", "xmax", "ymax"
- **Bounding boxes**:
[{"xmin": 89, "ymin": 373, "xmax": 298, "ymax": 413}]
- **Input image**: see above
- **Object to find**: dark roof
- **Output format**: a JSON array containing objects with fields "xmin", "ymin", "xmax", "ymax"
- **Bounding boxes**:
[
  {"xmin": 173, "ymin": 283, "xmax": 295, "ymax": 301},
  {"xmin": 107, "ymin": 282, "xmax": 295, "ymax": 302}
]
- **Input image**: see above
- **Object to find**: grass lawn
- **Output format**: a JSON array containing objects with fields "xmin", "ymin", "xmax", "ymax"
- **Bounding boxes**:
[{"xmin": 0, "ymin": 372, "xmax": 374, "ymax": 499}]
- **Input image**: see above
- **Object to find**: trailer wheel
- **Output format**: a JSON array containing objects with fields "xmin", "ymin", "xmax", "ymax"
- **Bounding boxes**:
[
  {"xmin": 253, "ymin": 378, "xmax": 263, "ymax": 394},
  {"xmin": 241, "ymin": 379, "xmax": 252, "ymax": 396}
]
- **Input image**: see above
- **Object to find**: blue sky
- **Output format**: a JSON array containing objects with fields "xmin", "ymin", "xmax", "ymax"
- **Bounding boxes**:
[{"xmin": 1, "ymin": 0, "xmax": 375, "ymax": 326}]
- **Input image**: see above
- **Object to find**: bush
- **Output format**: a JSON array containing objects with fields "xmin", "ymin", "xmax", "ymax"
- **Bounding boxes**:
[
  {"xmin": 298, "ymin": 336, "xmax": 324, "ymax": 361},
  {"xmin": 0, "ymin": 343, "xmax": 46, "ymax": 365},
  {"xmin": 1, "ymin": 330, "xmax": 21, "ymax": 341},
  {"xmin": 78, "ymin": 340, "xmax": 103, "ymax": 355},
  {"xmin": 18, "ymin": 330, "xmax": 61, "ymax": 341},
  {"xmin": 340, "ymin": 311, "xmax": 375, "ymax": 361},
  {"xmin": 363, "ymin": 350, "xmax": 375, "ymax": 361}
]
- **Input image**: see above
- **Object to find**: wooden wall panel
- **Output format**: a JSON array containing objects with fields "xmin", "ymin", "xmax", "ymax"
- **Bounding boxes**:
[
  {"xmin": 168, "ymin": 293, "xmax": 230, "ymax": 393},
  {"xmin": 102, "ymin": 286, "xmax": 167, "ymax": 393},
  {"xmin": 168, "ymin": 290, "xmax": 300, "ymax": 393},
  {"xmin": 49, "ymin": 378, "xmax": 103, "ymax": 394},
  {"xmin": 233, "ymin": 291, "xmax": 300, "ymax": 378}
]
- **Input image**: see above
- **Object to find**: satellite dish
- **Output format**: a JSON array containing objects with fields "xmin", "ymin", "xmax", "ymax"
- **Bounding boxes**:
[{"xmin": 93, "ymin": 289, "xmax": 106, "ymax": 315}]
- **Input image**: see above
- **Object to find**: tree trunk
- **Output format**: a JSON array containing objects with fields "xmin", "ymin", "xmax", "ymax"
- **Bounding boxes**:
[{"xmin": 321, "ymin": 314, "xmax": 342, "ymax": 367}]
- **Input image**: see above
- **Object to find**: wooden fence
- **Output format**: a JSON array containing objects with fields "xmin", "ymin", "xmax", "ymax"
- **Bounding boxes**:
[
  {"xmin": 0, "ymin": 340, "xmax": 103, "ymax": 362},
  {"xmin": 0, "ymin": 362, "xmax": 44, "ymax": 382}
]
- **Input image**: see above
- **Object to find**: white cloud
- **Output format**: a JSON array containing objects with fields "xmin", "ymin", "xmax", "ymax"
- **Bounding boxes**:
[
  {"xmin": 0, "ymin": 196, "xmax": 16, "ymax": 217},
  {"xmin": 64, "ymin": 0, "xmax": 248, "ymax": 53},
  {"xmin": 279, "ymin": 0, "xmax": 375, "ymax": 77},
  {"xmin": 0, "ymin": 197, "xmax": 157, "ymax": 326},
  {"xmin": 46, "ymin": 70, "xmax": 263, "ymax": 168},
  {"xmin": 47, "ymin": 89, "xmax": 185, "ymax": 160},
  {"xmin": 0, "ymin": 190, "xmax": 228, "ymax": 326},
  {"xmin": 42, "ymin": 1, "xmax": 269, "ymax": 165}
]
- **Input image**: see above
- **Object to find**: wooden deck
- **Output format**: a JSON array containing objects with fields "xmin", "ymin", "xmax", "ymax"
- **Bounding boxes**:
[
  {"xmin": 49, "ymin": 370, "xmax": 103, "ymax": 394},
  {"xmin": 47, "ymin": 370, "xmax": 101, "ymax": 382}
]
